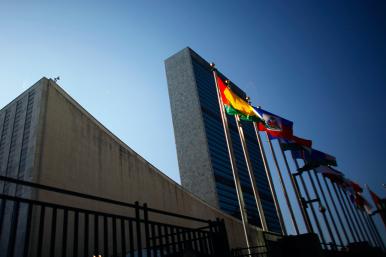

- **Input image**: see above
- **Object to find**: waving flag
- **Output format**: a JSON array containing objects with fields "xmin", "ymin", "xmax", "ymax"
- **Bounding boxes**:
[
  {"xmin": 343, "ymin": 179, "xmax": 363, "ymax": 194},
  {"xmin": 315, "ymin": 166, "xmax": 345, "ymax": 183},
  {"xmin": 368, "ymin": 187, "xmax": 386, "ymax": 227},
  {"xmin": 254, "ymin": 107, "xmax": 293, "ymax": 140},
  {"xmin": 369, "ymin": 188, "xmax": 384, "ymax": 210},
  {"xmin": 279, "ymin": 136, "xmax": 313, "ymax": 152},
  {"xmin": 351, "ymin": 193, "xmax": 372, "ymax": 214},
  {"xmin": 294, "ymin": 149, "xmax": 337, "ymax": 172},
  {"xmin": 216, "ymin": 75, "xmax": 262, "ymax": 122}
]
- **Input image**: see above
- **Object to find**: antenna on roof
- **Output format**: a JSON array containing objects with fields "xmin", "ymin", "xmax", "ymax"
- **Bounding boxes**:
[{"xmin": 53, "ymin": 76, "xmax": 60, "ymax": 82}]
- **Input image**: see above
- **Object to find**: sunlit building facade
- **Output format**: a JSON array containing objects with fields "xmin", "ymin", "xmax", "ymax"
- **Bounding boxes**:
[{"xmin": 165, "ymin": 47, "xmax": 281, "ymax": 232}]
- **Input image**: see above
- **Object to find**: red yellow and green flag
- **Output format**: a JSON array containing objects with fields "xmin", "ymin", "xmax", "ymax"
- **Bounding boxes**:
[{"xmin": 216, "ymin": 75, "xmax": 262, "ymax": 122}]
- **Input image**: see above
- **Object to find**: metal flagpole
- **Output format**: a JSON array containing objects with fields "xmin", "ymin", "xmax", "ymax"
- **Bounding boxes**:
[
  {"xmin": 363, "ymin": 213, "xmax": 382, "ymax": 248},
  {"xmin": 305, "ymin": 170, "xmax": 336, "ymax": 248},
  {"xmin": 292, "ymin": 159, "xmax": 327, "ymax": 246},
  {"xmin": 367, "ymin": 212, "xmax": 385, "ymax": 249},
  {"xmin": 357, "ymin": 209, "xmax": 377, "ymax": 247},
  {"xmin": 279, "ymin": 143, "xmax": 313, "ymax": 233},
  {"xmin": 211, "ymin": 65, "xmax": 251, "ymax": 248},
  {"xmin": 363, "ymin": 212, "xmax": 382, "ymax": 248},
  {"xmin": 336, "ymin": 186, "xmax": 361, "ymax": 241},
  {"xmin": 367, "ymin": 213, "xmax": 385, "ymax": 250},
  {"xmin": 348, "ymin": 195, "xmax": 374, "ymax": 245},
  {"xmin": 332, "ymin": 182, "xmax": 358, "ymax": 243},
  {"xmin": 253, "ymin": 124, "xmax": 286, "ymax": 235},
  {"xmin": 342, "ymin": 190, "xmax": 366, "ymax": 242},
  {"xmin": 265, "ymin": 134, "xmax": 299, "ymax": 234},
  {"xmin": 322, "ymin": 176, "xmax": 350, "ymax": 245},
  {"xmin": 235, "ymin": 114, "xmax": 268, "ymax": 231},
  {"xmin": 312, "ymin": 171, "xmax": 343, "ymax": 246}
]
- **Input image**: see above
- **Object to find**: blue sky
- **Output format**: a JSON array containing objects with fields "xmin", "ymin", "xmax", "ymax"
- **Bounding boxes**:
[{"xmin": 1, "ymin": 0, "xmax": 385, "ymax": 237}]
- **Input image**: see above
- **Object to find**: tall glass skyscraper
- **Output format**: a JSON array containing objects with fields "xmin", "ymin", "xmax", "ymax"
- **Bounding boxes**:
[{"xmin": 165, "ymin": 47, "xmax": 281, "ymax": 233}]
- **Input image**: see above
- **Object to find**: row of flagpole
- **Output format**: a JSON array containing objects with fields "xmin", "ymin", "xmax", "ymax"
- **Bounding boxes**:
[{"xmin": 210, "ymin": 63, "xmax": 384, "ymax": 250}]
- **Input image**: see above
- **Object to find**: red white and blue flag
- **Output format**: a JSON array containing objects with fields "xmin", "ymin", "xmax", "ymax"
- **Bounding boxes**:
[
  {"xmin": 279, "ymin": 136, "xmax": 313, "ymax": 152},
  {"xmin": 254, "ymin": 107, "xmax": 294, "ymax": 140}
]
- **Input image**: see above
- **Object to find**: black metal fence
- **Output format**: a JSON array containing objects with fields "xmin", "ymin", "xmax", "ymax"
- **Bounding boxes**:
[{"xmin": 0, "ymin": 175, "xmax": 230, "ymax": 257}]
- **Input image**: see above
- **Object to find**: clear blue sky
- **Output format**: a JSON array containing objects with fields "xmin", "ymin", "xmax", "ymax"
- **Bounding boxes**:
[{"xmin": 1, "ymin": 0, "xmax": 385, "ymax": 237}]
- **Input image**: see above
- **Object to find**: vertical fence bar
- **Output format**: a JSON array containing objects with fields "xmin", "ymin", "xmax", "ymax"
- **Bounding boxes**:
[
  {"xmin": 323, "ymin": 176, "xmax": 350, "ymax": 245},
  {"xmin": 164, "ymin": 226, "xmax": 170, "ymax": 255},
  {"xmin": 143, "ymin": 203, "xmax": 151, "ymax": 257},
  {"xmin": 192, "ymin": 228, "xmax": 198, "ymax": 252},
  {"xmin": 177, "ymin": 227, "xmax": 184, "ymax": 253},
  {"xmin": 84, "ymin": 213, "xmax": 89, "ymax": 257},
  {"xmin": 208, "ymin": 222, "xmax": 215, "ymax": 255},
  {"xmin": 266, "ymin": 135, "xmax": 299, "ymax": 234},
  {"xmin": 103, "ymin": 215, "xmax": 109, "ymax": 257},
  {"xmin": 120, "ymin": 218, "xmax": 127, "ymax": 257},
  {"xmin": 134, "ymin": 201, "xmax": 142, "ymax": 257},
  {"xmin": 22, "ymin": 202, "xmax": 33, "ymax": 257},
  {"xmin": 73, "ymin": 211, "xmax": 79, "ymax": 257},
  {"xmin": 171, "ymin": 226, "xmax": 177, "ymax": 254},
  {"xmin": 157, "ymin": 225, "xmax": 164, "ymax": 257},
  {"xmin": 62, "ymin": 209, "xmax": 68, "ymax": 257},
  {"xmin": 37, "ymin": 205, "xmax": 46, "ymax": 257},
  {"xmin": 94, "ymin": 214, "xmax": 99, "ymax": 256},
  {"xmin": 150, "ymin": 223, "xmax": 156, "ymax": 257},
  {"xmin": 129, "ymin": 219, "xmax": 134, "ymax": 256},
  {"xmin": 0, "ymin": 199, "xmax": 6, "ymax": 237},
  {"xmin": 112, "ymin": 216, "xmax": 117, "ymax": 257},
  {"xmin": 6, "ymin": 200, "xmax": 20, "ymax": 257},
  {"xmin": 50, "ymin": 207, "xmax": 58, "ymax": 257}
]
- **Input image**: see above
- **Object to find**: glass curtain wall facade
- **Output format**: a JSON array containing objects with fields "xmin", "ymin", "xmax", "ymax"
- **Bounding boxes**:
[{"xmin": 166, "ymin": 48, "xmax": 281, "ymax": 233}]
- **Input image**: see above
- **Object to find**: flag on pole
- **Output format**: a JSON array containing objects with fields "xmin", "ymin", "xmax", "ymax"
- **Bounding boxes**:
[
  {"xmin": 253, "ymin": 107, "xmax": 293, "ymax": 140},
  {"xmin": 350, "ymin": 193, "xmax": 372, "ymax": 214},
  {"xmin": 369, "ymin": 188, "xmax": 385, "ymax": 210},
  {"xmin": 368, "ymin": 187, "xmax": 386, "ymax": 227},
  {"xmin": 315, "ymin": 166, "xmax": 345, "ymax": 183},
  {"xmin": 216, "ymin": 75, "xmax": 262, "ymax": 122},
  {"xmin": 294, "ymin": 149, "xmax": 337, "ymax": 172},
  {"xmin": 343, "ymin": 179, "xmax": 363, "ymax": 194},
  {"xmin": 279, "ymin": 136, "xmax": 312, "ymax": 151}
]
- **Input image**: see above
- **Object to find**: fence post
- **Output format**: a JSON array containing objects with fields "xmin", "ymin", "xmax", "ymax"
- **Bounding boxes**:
[
  {"xmin": 218, "ymin": 218, "xmax": 231, "ymax": 257},
  {"xmin": 135, "ymin": 201, "xmax": 143, "ymax": 257},
  {"xmin": 143, "ymin": 203, "xmax": 151, "ymax": 257}
]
